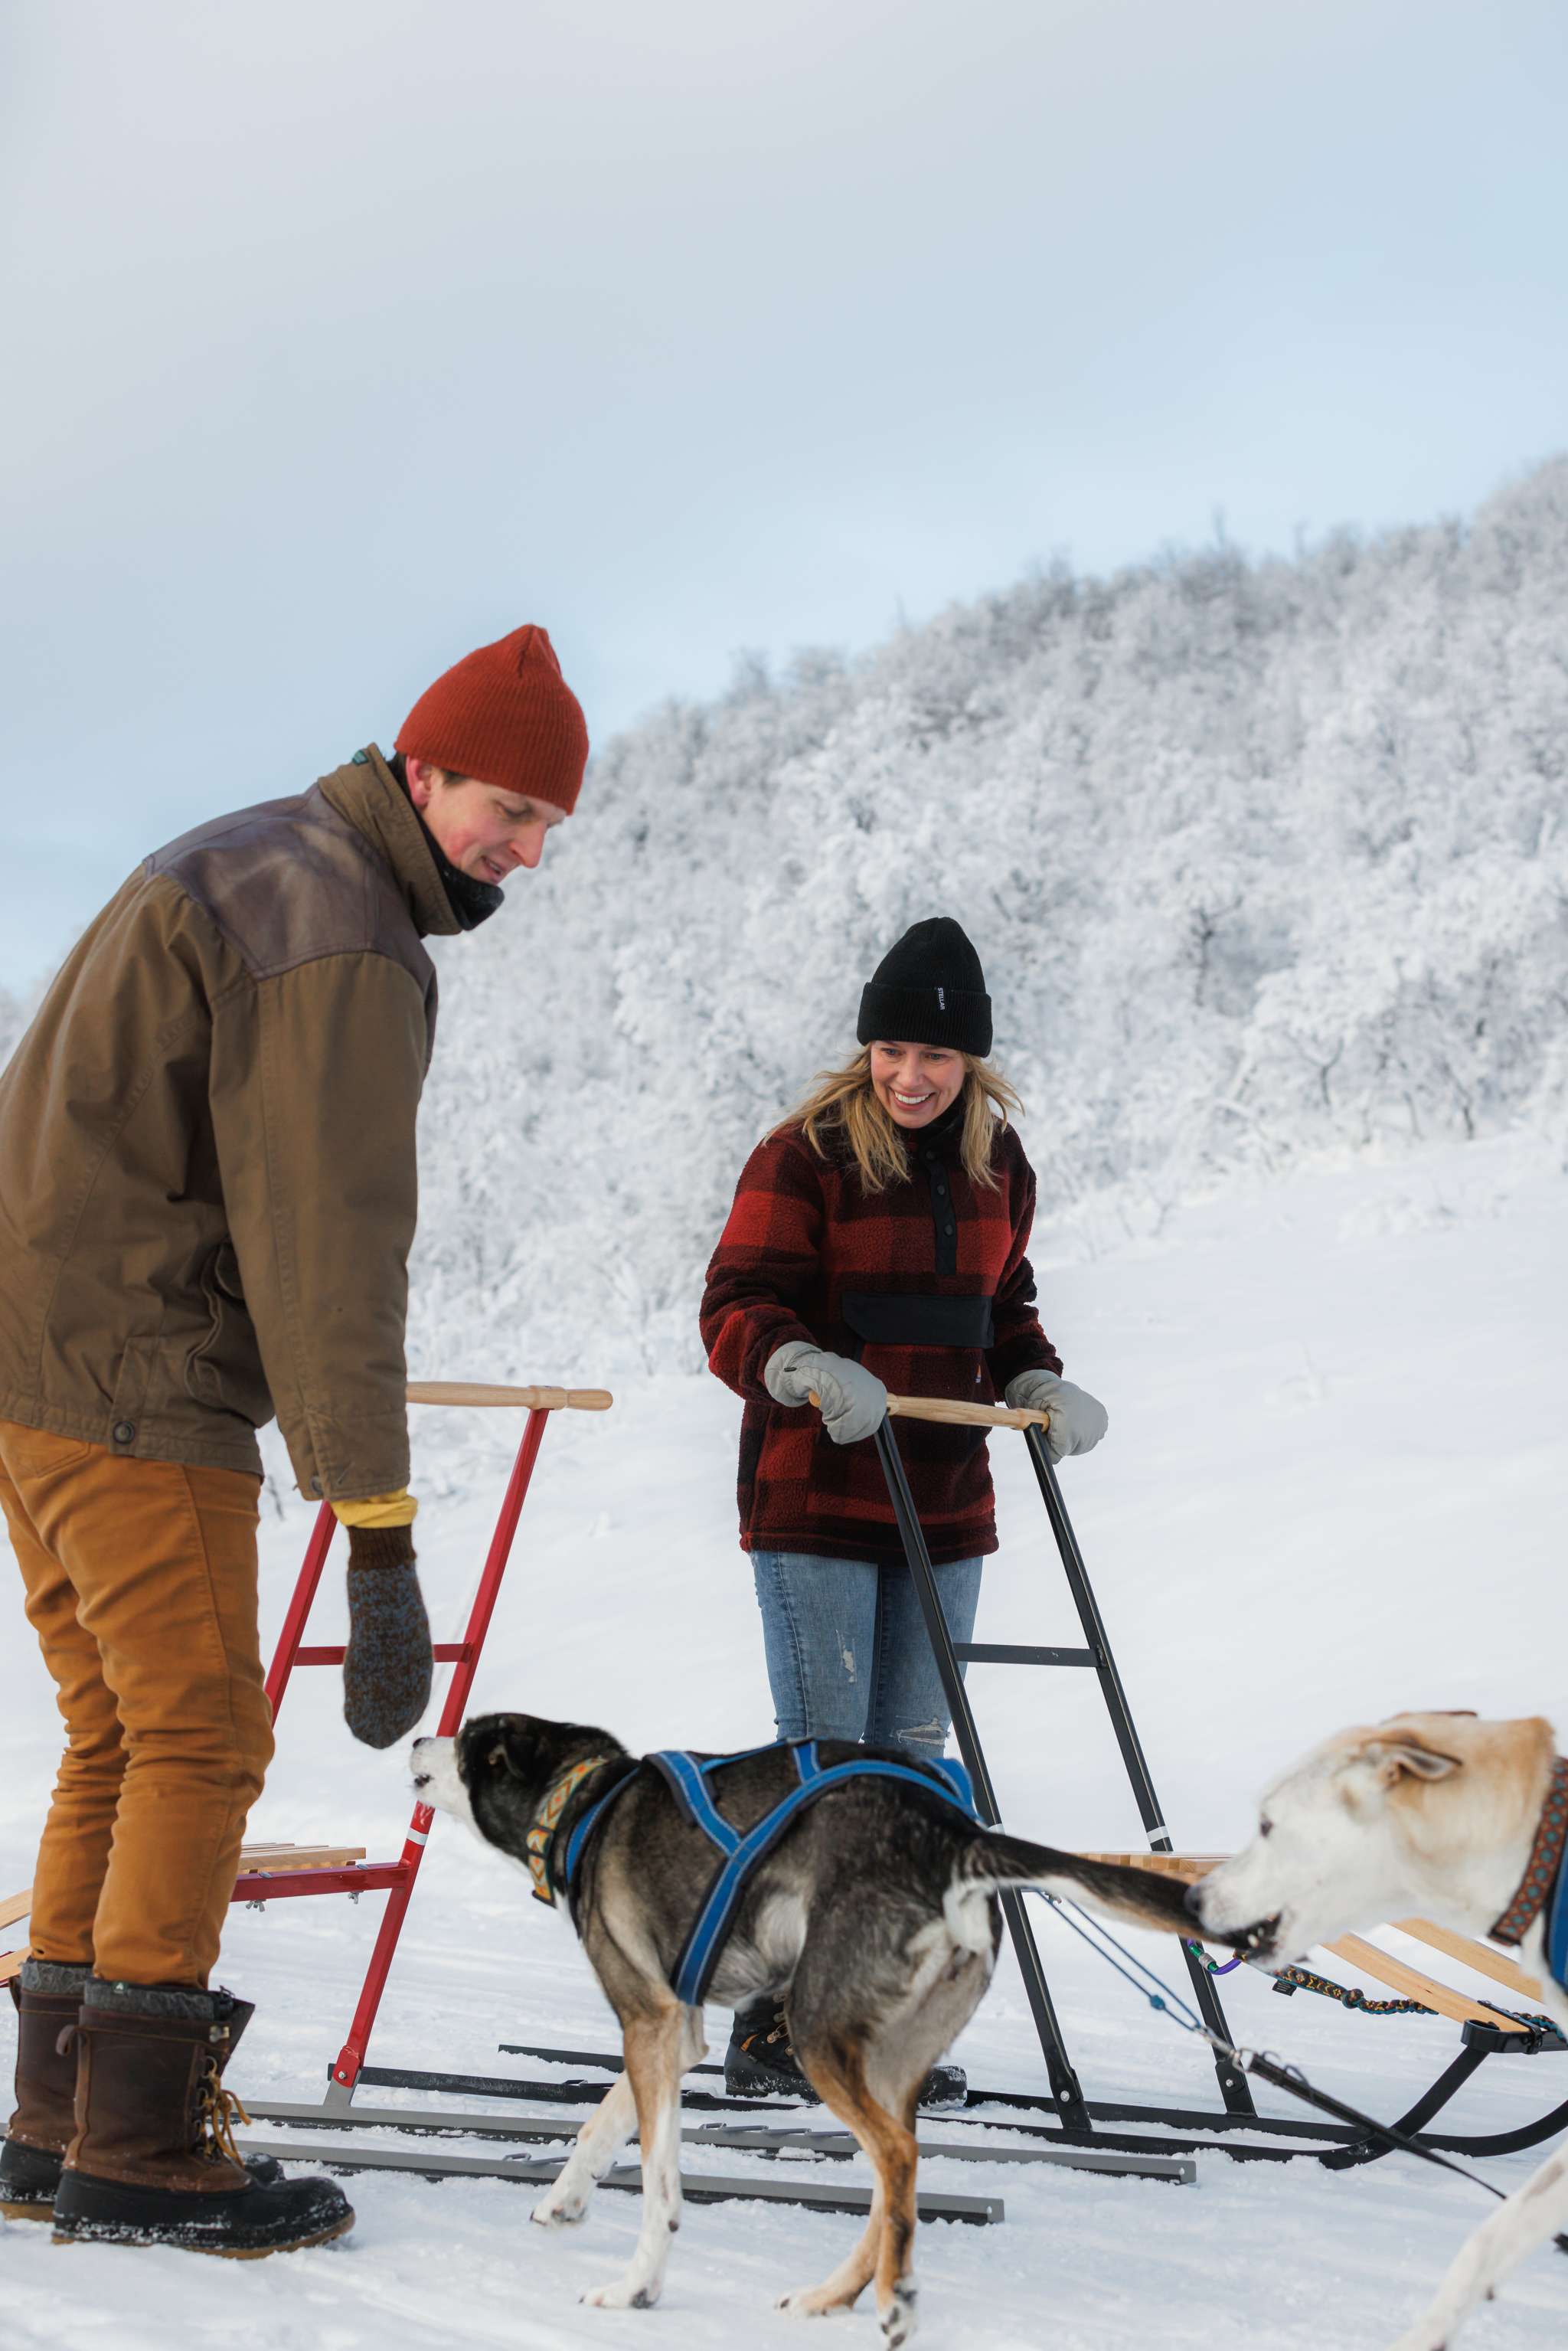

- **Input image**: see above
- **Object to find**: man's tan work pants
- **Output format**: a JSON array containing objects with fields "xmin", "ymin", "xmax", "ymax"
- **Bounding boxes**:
[{"xmin": 0, "ymin": 1421, "xmax": 274, "ymax": 1985}]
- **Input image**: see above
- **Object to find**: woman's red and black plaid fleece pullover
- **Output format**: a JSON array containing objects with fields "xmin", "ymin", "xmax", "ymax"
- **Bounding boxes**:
[{"xmin": 700, "ymin": 1107, "xmax": 1061, "ymax": 1565}]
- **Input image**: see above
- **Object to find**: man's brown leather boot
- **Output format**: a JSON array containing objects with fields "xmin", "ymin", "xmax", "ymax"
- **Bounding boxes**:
[
  {"xmin": 0, "ymin": 1960, "xmax": 90, "ymax": 2220},
  {"xmin": 51, "ymin": 1980, "xmax": 352, "ymax": 2255},
  {"xmin": 2, "ymin": 1967, "xmax": 287, "ymax": 2220}
]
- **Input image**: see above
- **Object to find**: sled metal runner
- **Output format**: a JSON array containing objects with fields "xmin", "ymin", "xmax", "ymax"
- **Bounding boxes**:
[
  {"xmin": 240, "ymin": 2064, "xmax": 1195, "ymax": 2189},
  {"xmin": 237, "ymin": 2131, "xmax": 1005, "ymax": 2222},
  {"xmin": 485, "ymin": 2043, "xmax": 1568, "ymax": 2168},
  {"xmin": 239, "ymin": 2094, "xmax": 1193, "ymax": 2178}
]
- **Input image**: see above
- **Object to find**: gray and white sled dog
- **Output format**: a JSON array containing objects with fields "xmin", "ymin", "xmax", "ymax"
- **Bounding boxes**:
[
  {"xmin": 413, "ymin": 1711, "xmax": 1196, "ymax": 2341},
  {"xmin": 1187, "ymin": 1711, "xmax": 1568, "ymax": 2351}
]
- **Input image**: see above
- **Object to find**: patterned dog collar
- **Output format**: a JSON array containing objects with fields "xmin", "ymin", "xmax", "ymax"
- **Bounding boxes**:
[
  {"xmin": 527, "ymin": 1754, "xmax": 615, "ymax": 1908},
  {"xmin": 1490, "ymin": 1755, "xmax": 1568, "ymax": 1948}
]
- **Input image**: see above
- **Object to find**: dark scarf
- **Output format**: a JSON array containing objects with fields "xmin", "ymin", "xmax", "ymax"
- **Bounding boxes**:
[{"xmin": 388, "ymin": 752, "xmax": 504, "ymax": 932}]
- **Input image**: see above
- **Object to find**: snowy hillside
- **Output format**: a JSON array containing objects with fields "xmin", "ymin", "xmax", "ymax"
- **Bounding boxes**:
[{"xmin": 408, "ymin": 459, "xmax": 1568, "ymax": 1385}]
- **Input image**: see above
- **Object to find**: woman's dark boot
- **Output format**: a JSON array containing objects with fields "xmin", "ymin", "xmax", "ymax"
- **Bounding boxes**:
[
  {"xmin": 2, "ymin": 1967, "xmax": 285, "ymax": 2219},
  {"xmin": 724, "ymin": 1993, "xmax": 818, "ymax": 2100},
  {"xmin": 51, "ymin": 1980, "xmax": 351, "ymax": 2255},
  {"xmin": 724, "ymin": 1993, "xmax": 968, "ymax": 2107},
  {"xmin": 1, "ymin": 1960, "xmax": 90, "ymax": 2220}
]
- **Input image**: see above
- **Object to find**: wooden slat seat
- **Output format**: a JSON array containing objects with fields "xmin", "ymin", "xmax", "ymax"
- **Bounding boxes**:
[
  {"xmin": 234, "ymin": 1843, "xmax": 368, "ymax": 1875},
  {"xmin": 1392, "ymin": 1916, "xmax": 1546, "ymax": 2005},
  {"xmin": 1324, "ymin": 1933, "xmax": 1527, "ymax": 2032},
  {"xmin": 1084, "ymin": 1852, "xmax": 1227, "ymax": 1882},
  {"xmin": 1, "ymin": 1841, "xmax": 371, "ymax": 1981},
  {"xmin": 1080, "ymin": 1851, "xmax": 1545, "ymax": 2036}
]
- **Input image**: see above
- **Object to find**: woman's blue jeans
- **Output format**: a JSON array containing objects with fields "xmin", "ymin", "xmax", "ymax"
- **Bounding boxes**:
[{"xmin": 750, "ymin": 1550, "xmax": 983, "ymax": 1759}]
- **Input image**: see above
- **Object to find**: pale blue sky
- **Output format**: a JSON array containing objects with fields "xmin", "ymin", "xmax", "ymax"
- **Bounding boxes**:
[{"xmin": 2, "ymin": 0, "xmax": 1566, "ymax": 986}]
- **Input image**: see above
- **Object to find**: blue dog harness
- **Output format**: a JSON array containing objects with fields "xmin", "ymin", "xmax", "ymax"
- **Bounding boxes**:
[{"xmin": 555, "ymin": 1738, "xmax": 984, "ymax": 2007}]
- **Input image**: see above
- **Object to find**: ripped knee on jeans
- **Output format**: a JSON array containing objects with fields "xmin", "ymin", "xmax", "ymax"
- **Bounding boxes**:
[{"xmin": 895, "ymin": 1719, "xmax": 947, "ymax": 1755}]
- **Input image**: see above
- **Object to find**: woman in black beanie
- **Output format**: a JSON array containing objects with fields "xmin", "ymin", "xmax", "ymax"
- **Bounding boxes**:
[{"xmin": 700, "ymin": 916, "xmax": 1108, "ymax": 2096}]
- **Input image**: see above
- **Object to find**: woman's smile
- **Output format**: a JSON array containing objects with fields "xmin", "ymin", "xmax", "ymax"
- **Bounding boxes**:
[{"xmin": 871, "ymin": 1042, "xmax": 964, "ymax": 1127}]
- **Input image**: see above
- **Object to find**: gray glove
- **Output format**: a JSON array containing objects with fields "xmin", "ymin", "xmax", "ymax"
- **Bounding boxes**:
[
  {"xmin": 765, "ymin": 1341, "xmax": 888, "ymax": 1446},
  {"xmin": 1005, "ymin": 1369, "xmax": 1109, "ymax": 1464}
]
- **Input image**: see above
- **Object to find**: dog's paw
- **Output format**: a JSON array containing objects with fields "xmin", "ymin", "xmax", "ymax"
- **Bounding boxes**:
[
  {"xmin": 531, "ymin": 2188, "xmax": 588, "ymax": 2228},
  {"xmin": 879, "ymin": 2281, "xmax": 918, "ymax": 2348},
  {"xmin": 777, "ymin": 2284, "xmax": 852, "ymax": 2318},
  {"xmin": 582, "ymin": 2275, "xmax": 661, "ymax": 2310}
]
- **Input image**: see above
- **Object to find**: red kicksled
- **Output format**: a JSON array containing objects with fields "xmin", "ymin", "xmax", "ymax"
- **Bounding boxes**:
[{"xmin": 231, "ymin": 1378, "xmax": 612, "ymax": 2090}]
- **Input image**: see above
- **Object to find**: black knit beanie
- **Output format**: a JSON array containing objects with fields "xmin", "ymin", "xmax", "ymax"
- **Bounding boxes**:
[{"xmin": 857, "ymin": 917, "xmax": 992, "ymax": 1056}]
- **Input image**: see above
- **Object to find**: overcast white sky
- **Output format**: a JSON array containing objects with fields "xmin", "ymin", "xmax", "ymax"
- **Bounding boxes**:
[{"xmin": 2, "ymin": 0, "xmax": 1566, "ymax": 987}]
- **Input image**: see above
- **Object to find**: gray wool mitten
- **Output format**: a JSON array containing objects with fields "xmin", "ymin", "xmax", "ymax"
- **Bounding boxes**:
[
  {"xmin": 1005, "ymin": 1369, "xmax": 1109, "ymax": 1464},
  {"xmin": 765, "ymin": 1340, "xmax": 888, "ymax": 1445},
  {"xmin": 343, "ymin": 1525, "xmax": 434, "ymax": 1748}
]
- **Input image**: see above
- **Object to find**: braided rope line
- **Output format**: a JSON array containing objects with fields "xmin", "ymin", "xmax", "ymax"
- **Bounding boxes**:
[
  {"xmin": 1186, "ymin": 1941, "xmax": 1560, "ymax": 2035},
  {"xmin": 1184, "ymin": 1938, "xmax": 1429, "ymax": 2013}
]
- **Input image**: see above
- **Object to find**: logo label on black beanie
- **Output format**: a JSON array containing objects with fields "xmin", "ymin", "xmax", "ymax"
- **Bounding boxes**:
[{"xmin": 937, "ymin": 986, "xmax": 946, "ymax": 1009}]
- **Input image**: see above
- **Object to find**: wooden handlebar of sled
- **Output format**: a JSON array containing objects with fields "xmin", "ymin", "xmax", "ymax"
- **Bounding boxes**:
[
  {"xmin": 807, "ymin": 1390, "xmax": 1049, "ymax": 1431},
  {"xmin": 404, "ymin": 1381, "xmax": 614, "ymax": 1411}
]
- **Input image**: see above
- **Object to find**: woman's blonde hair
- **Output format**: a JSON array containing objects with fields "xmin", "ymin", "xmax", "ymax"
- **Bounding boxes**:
[{"xmin": 778, "ymin": 1047, "xmax": 1022, "ymax": 1194}]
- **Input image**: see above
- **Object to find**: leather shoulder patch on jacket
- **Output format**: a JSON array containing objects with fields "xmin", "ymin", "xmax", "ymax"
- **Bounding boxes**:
[{"xmin": 147, "ymin": 786, "xmax": 431, "ymax": 990}]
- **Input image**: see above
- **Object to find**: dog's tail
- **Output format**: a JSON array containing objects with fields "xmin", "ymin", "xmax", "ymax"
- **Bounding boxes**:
[{"xmin": 954, "ymin": 1830, "xmax": 1194, "ymax": 1936}]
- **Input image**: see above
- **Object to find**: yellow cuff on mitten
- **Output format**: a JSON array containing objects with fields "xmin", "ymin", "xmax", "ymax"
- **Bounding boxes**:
[{"xmin": 330, "ymin": 1489, "xmax": 420, "ymax": 1529}]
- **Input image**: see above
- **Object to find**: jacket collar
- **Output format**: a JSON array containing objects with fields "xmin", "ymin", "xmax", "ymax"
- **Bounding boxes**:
[
  {"xmin": 384, "ymin": 750, "xmax": 505, "ymax": 932},
  {"xmin": 910, "ymin": 1095, "xmax": 966, "ymax": 1162},
  {"xmin": 317, "ymin": 744, "xmax": 464, "ymax": 939}
]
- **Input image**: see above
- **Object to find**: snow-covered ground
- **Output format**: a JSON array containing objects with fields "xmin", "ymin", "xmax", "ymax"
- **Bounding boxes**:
[{"xmin": 3, "ymin": 1132, "xmax": 1566, "ymax": 2349}]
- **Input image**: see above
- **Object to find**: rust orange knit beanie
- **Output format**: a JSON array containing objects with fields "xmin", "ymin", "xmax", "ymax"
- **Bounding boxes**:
[{"xmin": 396, "ymin": 625, "xmax": 590, "ymax": 814}]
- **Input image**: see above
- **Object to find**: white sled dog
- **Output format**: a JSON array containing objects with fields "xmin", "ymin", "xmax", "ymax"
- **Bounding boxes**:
[{"xmin": 1187, "ymin": 1711, "xmax": 1568, "ymax": 2351}]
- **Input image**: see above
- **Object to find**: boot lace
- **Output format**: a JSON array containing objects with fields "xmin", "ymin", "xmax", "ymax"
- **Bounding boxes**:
[
  {"xmin": 741, "ymin": 2015, "xmax": 797, "ymax": 2062},
  {"xmin": 196, "ymin": 2057, "xmax": 253, "ymax": 2166}
]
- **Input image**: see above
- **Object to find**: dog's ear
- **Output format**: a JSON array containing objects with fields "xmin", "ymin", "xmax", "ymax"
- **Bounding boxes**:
[
  {"xmin": 1364, "ymin": 1735, "xmax": 1463, "ymax": 1786},
  {"xmin": 482, "ymin": 1718, "xmax": 544, "ymax": 1784}
]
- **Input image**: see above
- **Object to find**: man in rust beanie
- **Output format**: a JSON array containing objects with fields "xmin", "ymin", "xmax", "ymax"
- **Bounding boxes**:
[
  {"xmin": 0, "ymin": 625, "xmax": 586, "ymax": 2253},
  {"xmin": 394, "ymin": 623, "xmax": 590, "ymax": 924}
]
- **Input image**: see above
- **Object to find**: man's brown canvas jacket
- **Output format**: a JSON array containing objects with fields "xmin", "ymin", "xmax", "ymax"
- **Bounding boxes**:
[{"xmin": 0, "ymin": 747, "xmax": 462, "ymax": 1500}]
